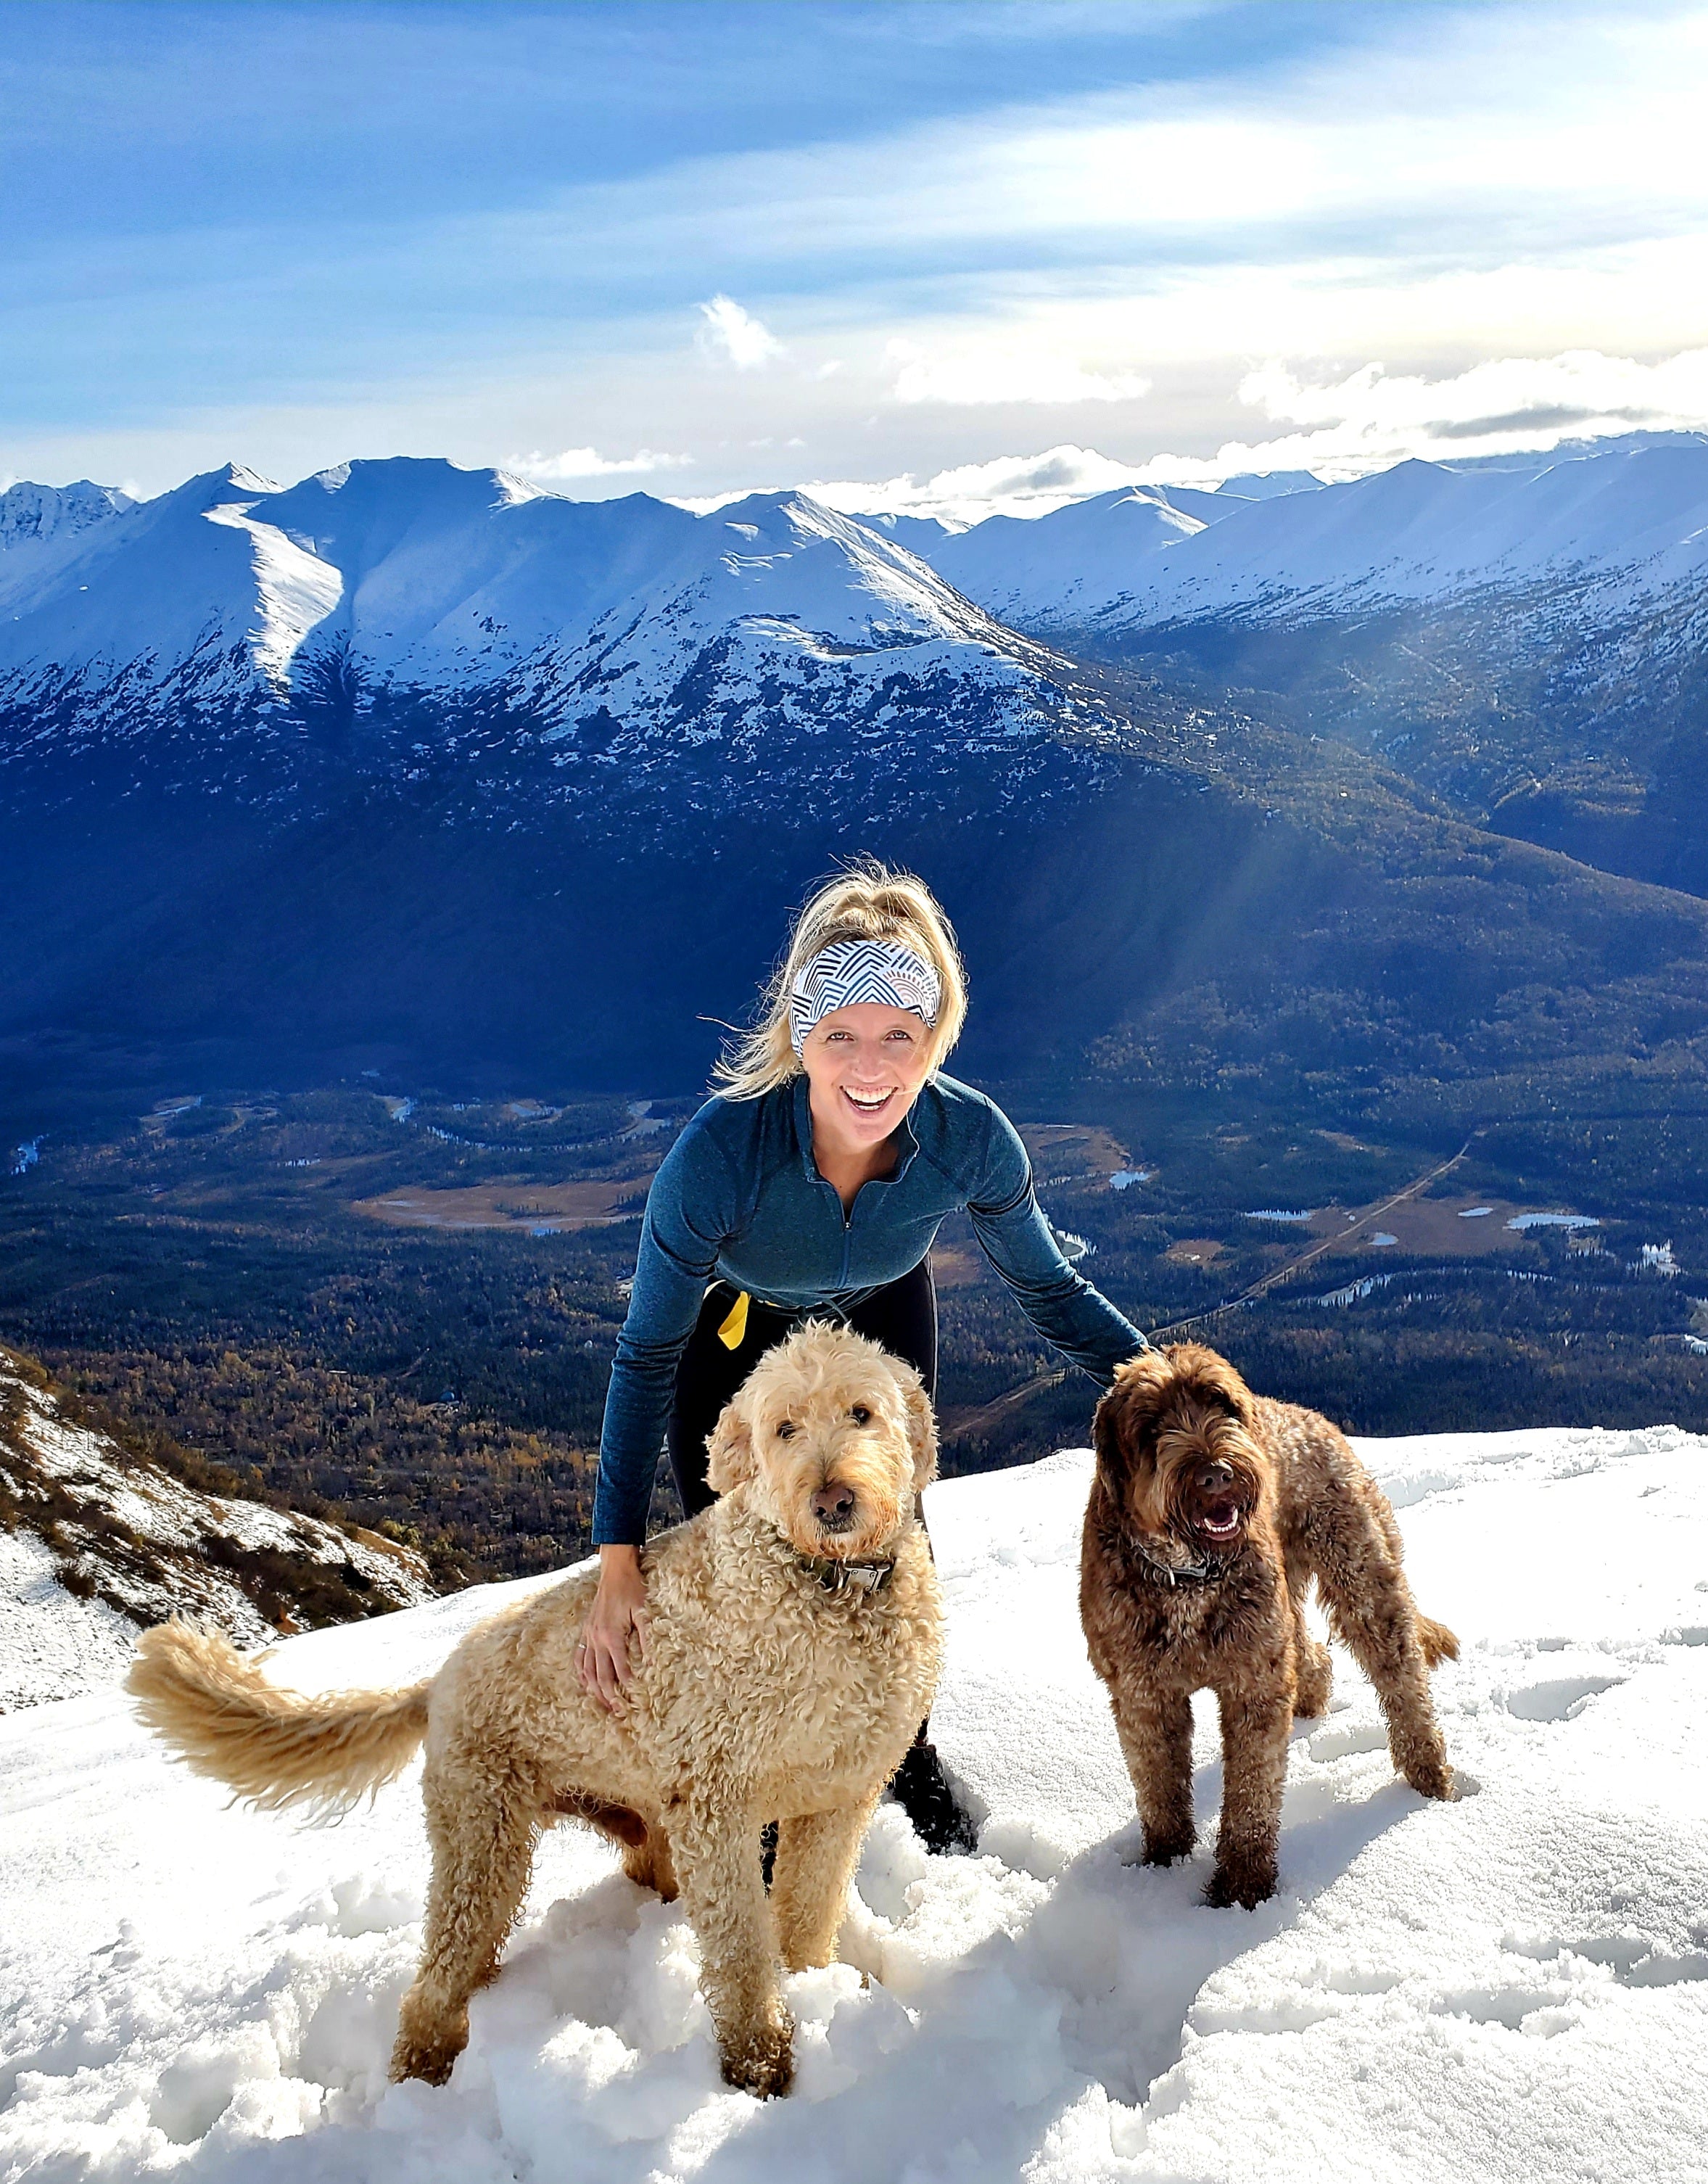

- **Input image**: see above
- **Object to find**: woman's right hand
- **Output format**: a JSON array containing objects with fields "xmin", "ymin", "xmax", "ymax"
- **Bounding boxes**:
[{"xmin": 578, "ymin": 1545, "xmax": 652, "ymax": 1713}]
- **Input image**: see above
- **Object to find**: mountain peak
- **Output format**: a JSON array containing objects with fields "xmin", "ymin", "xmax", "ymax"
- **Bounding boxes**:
[{"xmin": 0, "ymin": 478, "xmax": 136, "ymax": 555}]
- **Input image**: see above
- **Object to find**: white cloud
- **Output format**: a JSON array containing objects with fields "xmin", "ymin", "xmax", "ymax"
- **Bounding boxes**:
[
  {"xmin": 806, "ymin": 444, "xmax": 1162, "ymax": 523},
  {"xmin": 794, "ymin": 344, "xmax": 1708, "ymax": 519},
  {"xmin": 885, "ymin": 338, "xmax": 1150, "ymax": 407},
  {"xmin": 1231, "ymin": 348, "xmax": 1708, "ymax": 474},
  {"xmin": 696, "ymin": 294, "xmax": 786, "ymax": 371},
  {"xmin": 506, "ymin": 445, "xmax": 693, "ymax": 480}
]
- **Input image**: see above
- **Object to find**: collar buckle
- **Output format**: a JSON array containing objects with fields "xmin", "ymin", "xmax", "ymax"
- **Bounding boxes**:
[
  {"xmin": 801, "ymin": 1554, "xmax": 895, "ymax": 1596},
  {"xmin": 1134, "ymin": 1536, "xmax": 1220, "ymax": 1587}
]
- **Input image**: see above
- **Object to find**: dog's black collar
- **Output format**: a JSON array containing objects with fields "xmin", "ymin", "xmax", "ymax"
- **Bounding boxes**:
[
  {"xmin": 1131, "ymin": 1534, "xmax": 1230, "ymax": 1587},
  {"xmin": 797, "ymin": 1554, "xmax": 896, "ymax": 1596}
]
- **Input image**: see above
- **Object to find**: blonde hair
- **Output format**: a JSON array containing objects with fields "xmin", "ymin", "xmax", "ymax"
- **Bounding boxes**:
[{"xmin": 712, "ymin": 860, "xmax": 968, "ymax": 1100}]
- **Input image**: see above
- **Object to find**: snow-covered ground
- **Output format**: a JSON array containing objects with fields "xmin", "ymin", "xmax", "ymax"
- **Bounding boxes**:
[
  {"xmin": 0, "ymin": 1353, "xmax": 434, "ymax": 1709},
  {"xmin": 4, "ymin": 1423, "xmax": 1707, "ymax": 2183}
]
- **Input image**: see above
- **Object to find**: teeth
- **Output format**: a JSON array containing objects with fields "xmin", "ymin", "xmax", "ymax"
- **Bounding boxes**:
[{"xmin": 844, "ymin": 1090, "xmax": 891, "ymax": 1108}]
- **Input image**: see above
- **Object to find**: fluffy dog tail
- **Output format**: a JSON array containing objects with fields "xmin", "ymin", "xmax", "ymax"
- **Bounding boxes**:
[
  {"xmin": 128, "ymin": 1620, "xmax": 430, "ymax": 1815},
  {"xmin": 1416, "ymin": 1615, "xmax": 1460, "ymax": 1668}
]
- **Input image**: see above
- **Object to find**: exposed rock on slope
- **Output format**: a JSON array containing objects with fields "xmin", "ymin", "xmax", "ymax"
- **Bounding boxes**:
[{"xmin": 0, "ymin": 1348, "xmax": 434, "ymax": 1710}]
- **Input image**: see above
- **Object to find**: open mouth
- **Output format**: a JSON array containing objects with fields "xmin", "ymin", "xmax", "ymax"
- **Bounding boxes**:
[
  {"xmin": 841, "ymin": 1086, "xmax": 896, "ymax": 1117},
  {"xmin": 1192, "ymin": 1499, "xmax": 1245, "ymax": 1548}
]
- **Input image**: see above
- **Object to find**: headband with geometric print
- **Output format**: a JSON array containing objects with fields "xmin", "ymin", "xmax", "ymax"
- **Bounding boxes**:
[{"xmin": 788, "ymin": 937, "xmax": 943, "ymax": 1055}]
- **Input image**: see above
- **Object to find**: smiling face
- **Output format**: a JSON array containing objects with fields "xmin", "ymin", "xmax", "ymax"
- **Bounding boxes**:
[
  {"xmin": 800, "ymin": 1002, "xmax": 935, "ymax": 1160},
  {"xmin": 1092, "ymin": 1345, "xmax": 1271, "ymax": 1563}
]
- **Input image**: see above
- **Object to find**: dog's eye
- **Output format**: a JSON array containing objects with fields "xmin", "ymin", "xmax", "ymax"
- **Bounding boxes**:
[
  {"xmin": 775, "ymin": 1421, "xmax": 797, "ymax": 1441},
  {"xmin": 849, "ymin": 1404, "xmax": 871, "ymax": 1425}
]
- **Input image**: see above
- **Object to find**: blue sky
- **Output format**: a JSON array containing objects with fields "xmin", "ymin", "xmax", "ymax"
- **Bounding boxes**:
[{"xmin": 4, "ymin": 0, "xmax": 1707, "ymax": 511}]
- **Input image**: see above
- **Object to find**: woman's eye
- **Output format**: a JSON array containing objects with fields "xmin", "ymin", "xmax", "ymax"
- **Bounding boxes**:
[
  {"xmin": 849, "ymin": 1405, "xmax": 871, "ymax": 1425},
  {"xmin": 776, "ymin": 1421, "xmax": 797, "ymax": 1440}
]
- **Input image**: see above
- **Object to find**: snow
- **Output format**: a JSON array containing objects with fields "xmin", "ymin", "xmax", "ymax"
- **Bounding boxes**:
[
  {"xmin": 6, "ymin": 1422, "xmax": 1708, "ymax": 2181},
  {"xmin": 0, "ymin": 1526, "xmax": 139, "ymax": 1713},
  {"xmin": 0, "ymin": 461, "xmax": 1059, "ymax": 749},
  {"xmin": 0, "ymin": 1356, "xmax": 435, "ymax": 1706},
  {"xmin": 901, "ymin": 442, "xmax": 1708, "ymax": 635},
  {"xmin": 0, "ymin": 481, "xmax": 134, "ymax": 559},
  {"xmin": 929, "ymin": 488, "xmax": 1202, "ymax": 629},
  {"xmin": 7, "ymin": 440, "xmax": 1708, "ymax": 727}
]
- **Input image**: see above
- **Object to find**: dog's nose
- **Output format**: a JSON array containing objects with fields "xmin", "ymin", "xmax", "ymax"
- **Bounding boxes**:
[
  {"xmin": 812, "ymin": 1483, "xmax": 856, "ymax": 1525},
  {"xmin": 1197, "ymin": 1460, "xmax": 1234, "ymax": 1493}
]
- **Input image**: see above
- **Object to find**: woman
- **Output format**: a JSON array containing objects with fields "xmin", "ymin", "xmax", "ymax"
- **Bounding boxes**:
[{"xmin": 578, "ymin": 862, "xmax": 1150, "ymax": 1850}]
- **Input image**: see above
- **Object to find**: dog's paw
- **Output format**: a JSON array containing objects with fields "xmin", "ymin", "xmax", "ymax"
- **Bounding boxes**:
[
  {"xmin": 719, "ymin": 2014, "xmax": 796, "ymax": 2100},
  {"xmin": 389, "ymin": 1995, "xmax": 469, "ymax": 2087},
  {"xmin": 1403, "ymin": 1757, "xmax": 1456, "ymax": 1802},
  {"xmin": 1141, "ymin": 1827, "xmax": 1196, "ymax": 1867},
  {"xmin": 1205, "ymin": 1858, "xmax": 1276, "ymax": 1911},
  {"xmin": 1292, "ymin": 1649, "xmax": 1334, "ymax": 1719},
  {"xmin": 389, "ymin": 2029, "xmax": 465, "ymax": 2088}
]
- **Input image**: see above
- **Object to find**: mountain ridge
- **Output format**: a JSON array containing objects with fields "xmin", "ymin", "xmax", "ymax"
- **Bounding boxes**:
[
  {"xmin": 1, "ymin": 1343, "xmax": 434, "ymax": 1709},
  {"xmin": 1, "ymin": 446, "xmax": 1706, "ymax": 1118}
]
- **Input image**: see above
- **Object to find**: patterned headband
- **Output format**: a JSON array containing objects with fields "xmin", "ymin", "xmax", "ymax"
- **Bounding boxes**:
[{"xmin": 788, "ymin": 938, "xmax": 943, "ymax": 1055}]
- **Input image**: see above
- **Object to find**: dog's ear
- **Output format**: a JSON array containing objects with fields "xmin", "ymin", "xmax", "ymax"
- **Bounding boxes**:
[
  {"xmin": 705, "ymin": 1396, "xmax": 756, "ymax": 1493},
  {"xmin": 1092, "ymin": 1381, "xmax": 1130, "ymax": 1481},
  {"xmin": 1094, "ymin": 1350, "xmax": 1164, "ymax": 1478},
  {"xmin": 897, "ymin": 1365, "xmax": 938, "ymax": 1492}
]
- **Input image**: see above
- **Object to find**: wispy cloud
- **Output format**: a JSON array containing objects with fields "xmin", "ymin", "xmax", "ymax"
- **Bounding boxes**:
[
  {"xmin": 801, "ymin": 344, "xmax": 1708, "ymax": 517},
  {"xmin": 1230, "ymin": 349, "xmax": 1708, "ymax": 472},
  {"xmin": 696, "ymin": 295, "xmax": 786, "ymax": 371},
  {"xmin": 886, "ymin": 339, "xmax": 1149, "ymax": 407},
  {"xmin": 506, "ymin": 445, "xmax": 693, "ymax": 481},
  {"xmin": 11, "ymin": 3, "xmax": 1708, "ymax": 501},
  {"xmin": 806, "ymin": 445, "xmax": 1163, "ymax": 522}
]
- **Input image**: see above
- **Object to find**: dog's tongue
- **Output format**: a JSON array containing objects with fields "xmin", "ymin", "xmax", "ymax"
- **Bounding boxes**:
[{"xmin": 1200, "ymin": 1502, "xmax": 1242, "ymax": 1538}]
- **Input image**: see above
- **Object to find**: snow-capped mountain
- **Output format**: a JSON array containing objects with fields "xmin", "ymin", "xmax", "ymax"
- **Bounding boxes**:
[
  {"xmin": 899, "ymin": 440, "xmax": 1708, "ymax": 636},
  {"xmin": 0, "ymin": 477, "xmax": 134, "ymax": 557},
  {"xmin": 854, "ymin": 481, "xmax": 1320, "ymax": 630},
  {"xmin": 5, "ymin": 1426, "xmax": 1706, "ymax": 2180},
  {"xmin": 1, "ymin": 1347, "xmax": 434, "ymax": 1710},
  {"xmin": 0, "ymin": 460, "xmax": 1088, "ymax": 822},
  {"xmin": 4, "ymin": 441, "xmax": 1707, "ymax": 1095},
  {"xmin": 928, "ymin": 489, "xmax": 1205, "ymax": 630}
]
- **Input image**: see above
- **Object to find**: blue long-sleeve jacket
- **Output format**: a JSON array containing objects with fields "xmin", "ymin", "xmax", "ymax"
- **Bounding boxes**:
[{"xmin": 593, "ymin": 1072, "xmax": 1148, "ymax": 1542}]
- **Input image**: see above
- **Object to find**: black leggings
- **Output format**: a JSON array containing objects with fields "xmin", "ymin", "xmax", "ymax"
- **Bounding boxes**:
[{"xmin": 666, "ymin": 1261, "xmax": 938, "ymax": 1520}]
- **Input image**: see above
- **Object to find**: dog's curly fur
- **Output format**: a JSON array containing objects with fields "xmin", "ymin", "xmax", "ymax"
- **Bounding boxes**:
[
  {"xmin": 1081, "ymin": 1344, "xmax": 1457, "ymax": 1910},
  {"xmin": 128, "ymin": 1323, "xmax": 943, "ymax": 2099}
]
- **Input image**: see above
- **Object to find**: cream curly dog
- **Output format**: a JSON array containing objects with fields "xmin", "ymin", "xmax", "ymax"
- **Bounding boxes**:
[{"xmin": 128, "ymin": 1322, "xmax": 943, "ymax": 2099}]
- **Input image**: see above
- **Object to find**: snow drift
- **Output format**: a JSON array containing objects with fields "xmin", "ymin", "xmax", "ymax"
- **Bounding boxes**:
[{"xmin": 4, "ymin": 1422, "xmax": 1707, "ymax": 2182}]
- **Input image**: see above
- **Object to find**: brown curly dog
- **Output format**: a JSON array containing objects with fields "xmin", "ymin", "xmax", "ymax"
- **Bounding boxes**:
[
  {"xmin": 128, "ymin": 1322, "xmax": 943, "ymax": 2099},
  {"xmin": 1081, "ymin": 1343, "xmax": 1457, "ymax": 1910}
]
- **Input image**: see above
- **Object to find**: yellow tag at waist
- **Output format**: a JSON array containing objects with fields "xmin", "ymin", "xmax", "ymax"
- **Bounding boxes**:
[{"xmin": 717, "ymin": 1291, "xmax": 750, "ymax": 1349}]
